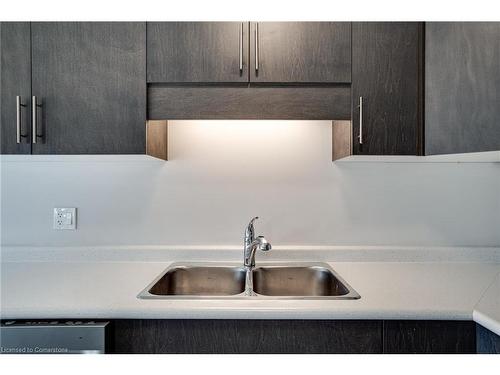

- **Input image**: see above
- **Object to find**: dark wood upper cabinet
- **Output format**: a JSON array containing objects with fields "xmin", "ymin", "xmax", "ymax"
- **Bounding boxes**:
[
  {"xmin": 30, "ymin": 22, "xmax": 146, "ymax": 154},
  {"xmin": 351, "ymin": 22, "xmax": 423, "ymax": 155},
  {"xmin": 0, "ymin": 22, "xmax": 32, "ymax": 154},
  {"xmin": 146, "ymin": 22, "xmax": 352, "ymax": 120},
  {"xmin": 6, "ymin": 22, "xmax": 498, "ymax": 156},
  {"xmin": 147, "ymin": 22, "xmax": 249, "ymax": 83},
  {"xmin": 249, "ymin": 22, "xmax": 351, "ymax": 83},
  {"xmin": 425, "ymin": 22, "xmax": 500, "ymax": 155},
  {"xmin": 146, "ymin": 22, "xmax": 350, "ymax": 84}
]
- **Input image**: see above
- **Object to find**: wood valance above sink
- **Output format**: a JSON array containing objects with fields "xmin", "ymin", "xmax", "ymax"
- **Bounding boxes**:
[{"xmin": 147, "ymin": 85, "xmax": 351, "ymax": 120}]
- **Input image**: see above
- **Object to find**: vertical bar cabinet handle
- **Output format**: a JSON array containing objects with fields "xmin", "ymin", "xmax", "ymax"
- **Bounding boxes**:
[
  {"xmin": 358, "ymin": 96, "xmax": 363, "ymax": 145},
  {"xmin": 16, "ymin": 96, "xmax": 26, "ymax": 144},
  {"xmin": 255, "ymin": 22, "xmax": 259, "ymax": 72},
  {"xmin": 239, "ymin": 22, "xmax": 243, "ymax": 72},
  {"xmin": 32, "ymin": 96, "xmax": 38, "ymax": 144}
]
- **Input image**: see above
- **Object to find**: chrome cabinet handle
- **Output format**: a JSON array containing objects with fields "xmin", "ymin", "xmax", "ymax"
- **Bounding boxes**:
[
  {"xmin": 32, "ymin": 96, "xmax": 42, "ymax": 144},
  {"xmin": 239, "ymin": 22, "xmax": 243, "ymax": 73},
  {"xmin": 16, "ymin": 96, "xmax": 27, "ymax": 144},
  {"xmin": 255, "ymin": 22, "xmax": 259, "ymax": 72},
  {"xmin": 32, "ymin": 96, "xmax": 37, "ymax": 144},
  {"xmin": 358, "ymin": 96, "xmax": 363, "ymax": 145}
]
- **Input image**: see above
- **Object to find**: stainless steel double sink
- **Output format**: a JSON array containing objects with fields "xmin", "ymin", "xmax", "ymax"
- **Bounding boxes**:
[{"xmin": 138, "ymin": 262, "xmax": 360, "ymax": 300}]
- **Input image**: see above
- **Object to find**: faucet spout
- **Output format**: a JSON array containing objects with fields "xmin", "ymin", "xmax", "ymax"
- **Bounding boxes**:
[{"xmin": 245, "ymin": 236, "xmax": 271, "ymax": 268}]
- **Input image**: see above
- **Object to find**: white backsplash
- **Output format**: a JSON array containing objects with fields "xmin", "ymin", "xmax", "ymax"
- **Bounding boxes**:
[{"xmin": 1, "ymin": 120, "xmax": 499, "ymax": 247}]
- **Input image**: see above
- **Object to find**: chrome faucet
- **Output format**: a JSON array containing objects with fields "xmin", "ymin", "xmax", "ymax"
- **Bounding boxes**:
[{"xmin": 243, "ymin": 217, "xmax": 271, "ymax": 295}]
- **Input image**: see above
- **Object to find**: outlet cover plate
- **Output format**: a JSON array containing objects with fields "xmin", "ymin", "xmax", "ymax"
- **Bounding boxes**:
[{"xmin": 53, "ymin": 208, "xmax": 77, "ymax": 230}]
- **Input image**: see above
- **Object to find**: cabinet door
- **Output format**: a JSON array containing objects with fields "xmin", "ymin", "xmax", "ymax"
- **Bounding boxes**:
[
  {"xmin": 384, "ymin": 321, "xmax": 476, "ymax": 354},
  {"xmin": 249, "ymin": 22, "xmax": 351, "ymax": 83},
  {"xmin": 425, "ymin": 22, "xmax": 500, "ymax": 155},
  {"xmin": 112, "ymin": 320, "xmax": 382, "ymax": 354},
  {"xmin": 476, "ymin": 324, "xmax": 500, "ymax": 354},
  {"xmin": 0, "ymin": 22, "xmax": 32, "ymax": 154},
  {"xmin": 352, "ymin": 22, "xmax": 423, "ymax": 155},
  {"xmin": 147, "ymin": 22, "xmax": 249, "ymax": 83},
  {"xmin": 31, "ymin": 22, "xmax": 146, "ymax": 154}
]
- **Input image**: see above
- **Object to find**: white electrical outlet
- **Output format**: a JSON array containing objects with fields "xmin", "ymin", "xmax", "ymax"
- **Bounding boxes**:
[{"xmin": 53, "ymin": 208, "xmax": 77, "ymax": 230}]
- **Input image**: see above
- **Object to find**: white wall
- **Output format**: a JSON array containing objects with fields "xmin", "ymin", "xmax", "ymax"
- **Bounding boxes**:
[{"xmin": 1, "ymin": 120, "xmax": 499, "ymax": 247}]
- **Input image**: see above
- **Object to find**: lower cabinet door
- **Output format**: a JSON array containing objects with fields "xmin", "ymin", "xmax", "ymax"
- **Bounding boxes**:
[
  {"xmin": 112, "ymin": 320, "xmax": 383, "ymax": 354},
  {"xmin": 112, "ymin": 319, "xmax": 479, "ymax": 354},
  {"xmin": 383, "ymin": 320, "xmax": 476, "ymax": 354},
  {"xmin": 476, "ymin": 324, "xmax": 500, "ymax": 354}
]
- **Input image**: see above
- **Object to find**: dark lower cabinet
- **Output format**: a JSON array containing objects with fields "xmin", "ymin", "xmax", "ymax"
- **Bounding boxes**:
[
  {"xmin": 383, "ymin": 320, "xmax": 476, "ymax": 354},
  {"xmin": 111, "ymin": 319, "xmax": 479, "ymax": 354},
  {"xmin": 476, "ymin": 324, "xmax": 500, "ymax": 354},
  {"xmin": 112, "ymin": 320, "xmax": 383, "ymax": 354}
]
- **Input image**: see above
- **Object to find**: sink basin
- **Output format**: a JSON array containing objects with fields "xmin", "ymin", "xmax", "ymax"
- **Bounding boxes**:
[
  {"xmin": 138, "ymin": 262, "xmax": 359, "ymax": 300},
  {"xmin": 252, "ymin": 265, "xmax": 353, "ymax": 297},
  {"xmin": 147, "ymin": 266, "xmax": 246, "ymax": 296}
]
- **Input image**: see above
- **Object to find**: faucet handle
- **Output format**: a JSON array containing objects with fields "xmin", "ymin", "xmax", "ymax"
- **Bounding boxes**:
[
  {"xmin": 244, "ymin": 216, "xmax": 259, "ymax": 244},
  {"xmin": 246, "ymin": 216, "xmax": 259, "ymax": 232},
  {"xmin": 248, "ymin": 216, "xmax": 259, "ymax": 228}
]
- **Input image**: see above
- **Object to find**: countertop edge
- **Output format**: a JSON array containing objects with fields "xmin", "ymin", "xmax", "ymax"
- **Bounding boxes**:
[
  {"xmin": 473, "ymin": 310, "xmax": 500, "ymax": 336},
  {"xmin": 0, "ymin": 307, "xmax": 474, "ymax": 321},
  {"xmin": 473, "ymin": 271, "xmax": 500, "ymax": 336}
]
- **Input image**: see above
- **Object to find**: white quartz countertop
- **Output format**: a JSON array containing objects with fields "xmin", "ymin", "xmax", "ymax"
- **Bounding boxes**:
[
  {"xmin": 474, "ymin": 272, "xmax": 500, "ymax": 336},
  {"xmin": 1, "ymin": 247, "xmax": 499, "ymax": 331}
]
